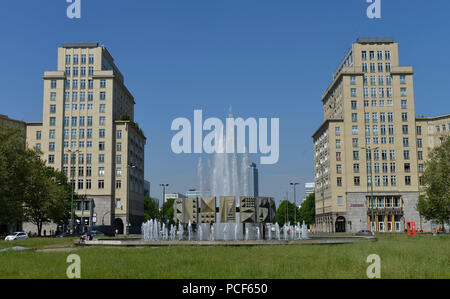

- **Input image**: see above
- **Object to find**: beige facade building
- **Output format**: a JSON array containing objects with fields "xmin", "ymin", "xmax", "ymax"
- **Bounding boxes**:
[
  {"xmin": 25, "ymin": 43, "xmax": 146, "ymax": 234},
  {"xmin": 313, "ymin": 38, "xmax": 449, "ymax": 233}
]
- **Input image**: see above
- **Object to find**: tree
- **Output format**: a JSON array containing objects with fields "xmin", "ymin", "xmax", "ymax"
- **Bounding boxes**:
[
  {"xmin": 22, "ymin": 155, "xmax": 72, "ymax": 236},
  {"xmin": 0, "ymin": 122, "xmax": 28, "ymax": 226},
  {"xmin": 299, "ymin": 193, "xmax": 315, "ymax": 225},
  {"xmin": 161, "ymin": 198, "xmax": 175, "ymax": 225},
  {"xmin": 417, "ymin": 136, "xmax": 450, "ymax": 230},
  {"xmin": 144, "ymin": 196, "xmax": 160, "ymax": 221},
  {"xmin": 274, "ymin": 200, "xmax": 299, "ymax": 225}
]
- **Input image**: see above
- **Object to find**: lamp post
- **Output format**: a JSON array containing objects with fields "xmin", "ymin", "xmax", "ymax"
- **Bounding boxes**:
[
  {"xmin": 290, "ymin": 182, "xmax": 299, "ymax": 224},
  {"xmin": 160, "ymin": 184, "xmax": 169, "ymax": 221},
  {"xmin": 126, "ymin": 163, "xmax": 136, "ymax": 235},
  {"xmin": 67, "ymin": 149, "xmax": 80, "ymax": 234},
  {"xmin": 360, "ymin": 146, "xmax": 379, "ymax": 233},
  {"xmin": 248, "ymin": 163, "xmax": 258, "ymax": 197}
]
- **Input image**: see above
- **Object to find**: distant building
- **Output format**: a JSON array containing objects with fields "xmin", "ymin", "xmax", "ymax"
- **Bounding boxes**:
[
  {"xmin": 303, "ymin": 182, "xmax": 315, "ymax": 203},
  {"xmin": 164, "ymin": 193, "xmax": 186, "ymax": 203},
  {"xmin": 186, "ymin": 189, "xmax": 211, "ymax": 198}
]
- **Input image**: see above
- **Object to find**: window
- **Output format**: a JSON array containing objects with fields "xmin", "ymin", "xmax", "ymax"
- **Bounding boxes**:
[
  {"xmin": 99, "ymin": 154, "xmax": 105, "ymax": 163},
  {"xmin": 385, "ymin": 51, "xmax": 391, "ymax": 60},
  {"xmin": 401, "ymin": 88, "xmax": 407, "ymax": 97},
  {"xmin": 404, "ymin": 163, "xmax": 411, "ymax": 173},
  {"xmin": 89, "ymin": 54, "xmax": 94, "ymax": 64},
  {"xmin": 362, "ymin": 51, "xmax": 367, "ymax": 60},
  {"xmin": 116, "ymin": 155, "xmax": 122, "ymax": 164},
  {"xmin": 49, "ymin": 117, "xmax": 56, "ymax": 126},
  {"xmin": 100, "ymin": 80, "xmax": 106, "ymax": 88},
  {"xmin": 418, "ymin": 151, "xmax": 423, "ymax": 160},
  {"xmin": 100, "ymin": 104, "xmax": 106, "ymax": 113},
  {"xmin": 362, "ymin": 63, "xmax": 368, "ymax": 73},
  {"xmin": 98, "ymin": 167, "xmax": 105, "ymax": 177},
  {"xmin": 378, "ymin": 75, "xmax": 384, "ymax": 85},
  {"xmin": 370, "ymin": 63, "xmax": 375, "ymax": 73},
  {"xmin": 81, "ymin": 67, "xmax": 86, "ymax": 76},
  {"xmin": 116, "ymin": 142, "xmax": 122, "ymax": 151},
  {"xmin": 400, "ymin": 75, "xmax": 406, "ymax": 84},
  {"xmin": 350, "ymin": 76, "xmax": 356, "ymax": 85},
  {"xmin": 351, "ymin": 101, "xmax": 357, "ymax": 110},
  {"xmin": 352, "ymin": 126, "xmax": 358, "ymax": 135},
  {"xmin": 49, "ymin": 142, "xmax": 55, "ymax": 152},
  {"xmin": 378, "ymin": 63, "xmax": 383, "ymax": 72},
  {"xmin": 377, "ymin": 51, "xmax": 383, "ymax": 60},
  {"xmin": 405, "ymin": 176, "xmax": 411, "ymax": 186},
  {"xmin": 403, "ymin": 138, "xmax": 409, "ymax": 147},
  {"xmin": 352, "ymin": 113, "xmax": 358, "ymax": 122},
  {"xmin": 404, "ymin": 150, "xmax": 410, "ymax": 160},
  {"xmin": 354, "ymin": 177, "xmax": 360, "ymax": 186},
  {"xmin": 116, "ymin": 198, "xmax": 122, "ymax": 209},
  {"xmin": 363, "ymin": 88, "xmax": 369, "ymax": 98},
  {"xmin": 99, "ymin": 142, "xmax": 105, "ymax": 151},
  {"xmin": 402, "ymin": 125, "xmax": 409, "ymax": 134},
  {"xmin": 363, "ymin": 76, "xmax": 368, "ymax": 85},
  {"xmin": 371, "ymin": 88, "xmax": 377, "ymax": 98},
  {"xmin": 352, "ymin": 138, "xmax": 358, "ymax": 148},
  {"xmin": 370, "ymin": 51, "xmax": 375, "ymax": 60},
  {"xmin": 99, "ymin": 129, "xmax": 105, "ymax": 138},
  {"xmin": 337, "ymin": 196, "xmax": 343, "ymax": 206},
  {"xmin": 417, "ymin": 139, "xmax": 422, "ymax": 148},
  {"xmin": 100, "ymin": 92, "xmax": 106, "ymax": 100},
  {"xmin": 385, "ymin": 63, "xmax": 391, "ymax": 72},
  {"xmin": 116, "ymin": 180, "xmax": 121, "ymax": 189},
  {"xmin": 390, "ymin": 150, "xmax": 396, "ymax": 161},
  {"xmin": 117, "ymin": 130, "xmax": 122, "ymax": 139},
  {"xmin": 353, "ymin": 164, "xmax": 360, "ymax": 173},
  {"xmin": 336, "ymin": 139, "xmax": 341, "ymax": 149},
  {"xmin": 48, "ymin": 155, "xmax": 55, "ymax": 164},
  {"xmin": 49, "ymin": 129, "xmax": 55, "ymax": 139},
  {"xmin": 116, "ymin": 168, "xmax": 122, "ymax": 177},
  {"xmin": 353, "ymin": 151, "xmax": 359, "ymax": 160},
  {"xmin": 73, "ymin": 67, "xmax": 78, "ymax": 76},
  {"xmin": 98, "ymin": 180, "xmax": 104, "ymax": 189}
]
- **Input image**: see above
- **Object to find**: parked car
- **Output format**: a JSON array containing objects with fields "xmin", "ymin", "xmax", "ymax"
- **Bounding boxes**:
[
  {"xmin": 355, "ymin": 230, "xmax": 375, "ymax": 236},
  {"xmin": 4, "ymin": 232, "xmax": 29, "ymax": 241}
]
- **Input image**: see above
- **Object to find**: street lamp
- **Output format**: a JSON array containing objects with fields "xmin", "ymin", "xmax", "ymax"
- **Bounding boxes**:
[
  {"xmin": 160, "ymin": 184, "xmax": 169, "ymax": 221},
  {"xmin": 67, "ymin": 149, "xmax": 80, "ymax": 234},
  {"xmin": 290, "ymin": 182, "xmax": 299, "ymax": 224},
  {"xmin": 360, "ymin": 146, "xmax": 379, "ymax": 233},
  {"xmin": 248, "ymin": 163, "xmax": 258, "ymax": 197},
  {"xmin": 126, "ymin": 163, "xmax": 136, "ymax": 235}
]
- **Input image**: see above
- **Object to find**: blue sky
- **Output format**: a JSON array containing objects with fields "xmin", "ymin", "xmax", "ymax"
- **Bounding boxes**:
[{"xmin": 1, "ymin": 1, "xmax": 449, "ymax": 205}]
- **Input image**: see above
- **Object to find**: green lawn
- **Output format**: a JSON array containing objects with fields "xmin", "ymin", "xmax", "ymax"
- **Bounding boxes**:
[{"xmin": 0, "ymin": 234, "xmax": 448, "ymax": 279}]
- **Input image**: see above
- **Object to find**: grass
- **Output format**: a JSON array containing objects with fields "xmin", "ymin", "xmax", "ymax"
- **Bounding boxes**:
[{"xmin": 0, "ymin": 234, "xmax": 448, "ymax": 279}]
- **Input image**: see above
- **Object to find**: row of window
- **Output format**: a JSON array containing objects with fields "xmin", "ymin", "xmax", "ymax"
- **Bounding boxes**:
[
  {"xmin": 49, "ymin": 78, "xmax": 106, "ymax": 89},
  {"xmin": 58, "ymin": 153, "xmax": 124, "ymax": 165},
  {"xmin": 349, "ymin": 175, "xmax": 412, "ymax": 187},
  {"xmin": 351, "ymin": 99, "xmax": 408, "ymax": 109},
  {"xmin": 63, "ymin": 166, "xmax": 124, "ymax": 178},
  {"xmin": 59, "ymin": 116, "xmax": 106, "ymax": 127},
  {"xmin": 361, "ymin": 50, "xmax": 391, "ymax": 61},
  {"xmin": 65, "ymin": 54, "xmax": 94, "ymax": 65},
  {"xmin": 351, "ymin": 87, "xmax": 407, "ymax": 98},
  {"xmin": 334, "ymin": 149, "xmax": 424, "ymax": 162},
  {"xmin": 41, "ymin": 128, "xmax": 122, "ymax": 141},
  {"xmin": 361, "ymin": 62, "xmax": 392, "ymax": 73},
  {"xmin": 351, "ymin": 75, "xmax": 394, "ymax": 86},
  {"xmin": 336, "ymin": 162, "xmax": 424, "ymax": 175},
  {"xmin": 64, "ymin": 79, "xmax": 106, "ymax": 89},
  {"xmin": 63, "ymin": 91, "xmax": 106, "ymax": 101},
  {"xmin": 49, "ymin": 103, "xmax": 106, "ymax": 113}
]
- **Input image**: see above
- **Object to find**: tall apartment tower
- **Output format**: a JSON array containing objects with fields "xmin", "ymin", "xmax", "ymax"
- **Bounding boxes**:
[
  {"xmin": 25, "ymin": 43, "xmax": 146, "ymax": 234},
  {"xmin": 312, "ymin": 38, "xmax": 445, "ymax": 233}
]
